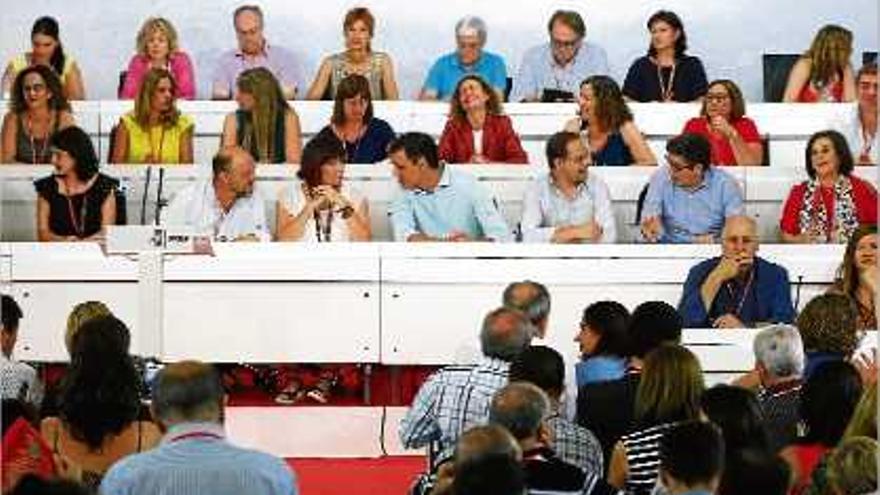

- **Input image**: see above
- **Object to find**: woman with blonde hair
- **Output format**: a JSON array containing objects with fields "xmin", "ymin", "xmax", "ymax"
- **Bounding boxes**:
[
  {"xmin": 111, "ymin": 68, "xmax": 193, "ymax": 164},
  {"xmin": 783, "ymin": 24, "xmax": 856, "ymax": 103},
  {"xmin": 119, "ymin": 17, "xmax": 196, "ymax": 100},
  {"xmin": 222, "ymin": 67, "xmax": 302, "ymax": 163},
  {"xmin": 65, "ymin": 301, "xmax": 112, "ymax": 355}
]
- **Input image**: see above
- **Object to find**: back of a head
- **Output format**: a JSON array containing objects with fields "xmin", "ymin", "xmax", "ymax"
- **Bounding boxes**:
[
  {"xmin": 800, "ymin": 360, "xmax": 863, "ymax": 446},
  {"xmin": 827, "ymin": 436, "xmax": 878, "ymax": 495},
  {"xmin": 508, "ymin": 346, "xmax": 564, "ymax": 399},
  {"xmin": 635, "ymin": 344, "xmax": 704, "ymax": 426},
  {"xmin": 1, "ymin": 295, "xmax": 23, "ymax": 332},
  {"xmin": 9, "ymin": 475, "xmax": 90, "ymax": 495},
  {"xmin": 628, "ymin": 301, "xmax": 683, "ymax": 359},
  {"xmin": 718, "ymin": 448, "xmax": 790, "ymax": 495},
  {"xmin": 452, "ymin": 453, "xmax": 526, "ymax": 495},
  {"xmin": 65, "ymin": 301, "xmax": 113, "ymax": 354},
  {"xmin": 153, "ymin": 360, "xmax": 224, "ymax": 425},
  {"xmin": 480, "ymin": 307, "xmax": 532, "ymax": 362},
  {"xmin": 501, "ymin": 281, "xmax": 551, "ymax": 330},
  {"xmin": 796, "ymin": 294, "xmax": 860, "ymax": 355},
  {"xmin": 489, "ymin": 382, "xmax": 549, "ymax": 441},
  {"xmin": 753, "ymin": 324, "xmax": 804, "ymax": 379},
  {"xmin": 659, "ymin": 421, "xmax": 724, "ymax": 490},
  {"xmin": 454, "ymin": 424, "xmax": 522, "ymax": 468},
  {"xmin": 700, "ymin": 384, "xmax": 769, "ymax": 453}
]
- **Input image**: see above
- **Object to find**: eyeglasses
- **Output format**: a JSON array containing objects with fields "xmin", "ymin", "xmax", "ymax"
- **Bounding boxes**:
[{"xmin": 551, "ymin": 38, "xmax": 580, "ymax": 50}]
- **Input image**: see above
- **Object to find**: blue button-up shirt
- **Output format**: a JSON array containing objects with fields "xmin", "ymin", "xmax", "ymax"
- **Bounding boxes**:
[
  {"xmin": 389, "ymin": 166, "xmax": 512, "ymax": 242},
  {"xmin": 520, "ymin": 173, "xmax": 616, "ymax": 243},
  {"xmin": 100, "ymin": 422, "xmax": 298, "ymax": 495},
  {"xmin": 422, "ymin": 51, "xmax": 508, "ymax": 101},
  {"xmin": 642, "ymin": 166, "xmax": 744, "ymax": 243},
  {"xmin": 510, "ymin": 41, "xmax": 609, "ymax": 102}
]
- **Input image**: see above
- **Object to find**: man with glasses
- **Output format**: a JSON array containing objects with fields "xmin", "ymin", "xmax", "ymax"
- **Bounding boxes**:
[
  {"xmin": 678, "ymin": 215, "xmax": 795, "ymax": 328},
  {"xmin": 212, "ymin": 5, "xmax": 302, "ymax": 100},
  {"xmin": 510, "ymin": 10, "xmax": 609, "ymax": 102},
  {"xmin": 640, "ymin": 133, "xmax": 744, "ymax": 243}
]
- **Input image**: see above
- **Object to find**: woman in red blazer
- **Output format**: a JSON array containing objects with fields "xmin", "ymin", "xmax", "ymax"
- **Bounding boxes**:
[{"xmin": 438, "ymin": 74, "xmax": 528, "ymax": 164}]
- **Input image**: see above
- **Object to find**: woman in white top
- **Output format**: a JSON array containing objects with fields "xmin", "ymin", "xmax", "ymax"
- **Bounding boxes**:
[{"xmin": 276, "ymin": 135, "xmax": 371, "ymax": 242}]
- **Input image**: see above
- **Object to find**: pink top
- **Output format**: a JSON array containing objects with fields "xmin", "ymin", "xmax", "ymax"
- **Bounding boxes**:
[{"xmin": 119, "ymin": 52, "xmax": 196, "ymax": 100}]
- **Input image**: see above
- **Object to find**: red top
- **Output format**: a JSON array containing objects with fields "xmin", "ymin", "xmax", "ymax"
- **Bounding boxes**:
[
  {"xmin": 797, "ymin": 80, "xmax": 844, "ymax": 103},
  {"xmin": 787, "ymin": 444, "xmax": 829, "ymax": 495},
  {"xmin": 682, "ymin": 117, "xmax": 762, "ymax": 165},
  {"xmin": 438, "ymin": 114, "xmax": 528, "ymax": 164},
  {"xmin": 780, "ymin": 175, "xmax": 878, "ymax": 235}
]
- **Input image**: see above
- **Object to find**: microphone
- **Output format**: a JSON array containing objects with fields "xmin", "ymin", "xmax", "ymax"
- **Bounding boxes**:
[
  {"xmin": 793, "ymin": 275, "xmax": 805, "ymax": 312},
  {"xmin": 155, "ymin": 167, "xmax": 166, "ymax": 225},
  {"xmin": 140, "ymin": 166, "xmax": 152, "ymax": 225}
]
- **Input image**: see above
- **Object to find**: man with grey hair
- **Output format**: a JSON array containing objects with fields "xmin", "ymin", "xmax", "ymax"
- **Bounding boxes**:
[
  {"xmin": 100, "ymin": 361, "xmax": 298, "ymax": 495},
  {"xmin": 752, "ymin": 324, "xmax": 805, "ymax": 451},
  {"xmin": 400, "ymin": 307, "xmax": 532, "ymax": 466},
  {"xmin": 419, "ymin": 16, "xmax": 508, "ymax": 101},
  {"xmin": 502, "ymin": 280, "xmax": 551, "ymax": 339}
]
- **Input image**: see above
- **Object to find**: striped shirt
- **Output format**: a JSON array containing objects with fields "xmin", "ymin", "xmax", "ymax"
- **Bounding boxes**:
[{"xmin": 620, "ymin": 422, "xmax": 679, "ymax": 495}]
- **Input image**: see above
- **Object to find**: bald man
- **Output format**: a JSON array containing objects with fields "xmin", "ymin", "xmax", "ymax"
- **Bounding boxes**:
[{"xmin": 678, "ymin": 216, "xmax": 795, "ymax": 328}]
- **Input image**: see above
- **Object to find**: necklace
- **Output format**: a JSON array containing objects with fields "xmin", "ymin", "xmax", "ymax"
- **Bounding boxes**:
[
  {"xmin": 654, "ymin": 58, "xmax": 677, "ymax": 102},
  {"xmin": 62, "ymin": 180, "xmax": 87, "ymax": 238},
  {"xmin": 313, "ymin": 208, "xmax": 334, "ymax": 242},
  {"xmin": 337, "ymin": 122, "xmax": 365, "ymax": 162},
  {"xmin": 860, "ymin": 121, "xmax": 876, "ymax": 162},
  {"xmin": 724, "ymin": 268, "xmax": 755, "ymax": 318},
  {"xmin": 24, "ymin": 111, "xmax": 54, "ymax": 164}
]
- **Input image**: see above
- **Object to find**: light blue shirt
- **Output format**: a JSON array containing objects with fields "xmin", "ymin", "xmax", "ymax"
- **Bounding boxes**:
[
  {"xmin": 642, "ymin": 165, "xmax": 744, "ymax": 243},
  {"xmin": 510, "ymin": 41, "xmax": 609, "ymax": 102},
  {"xmin": 423, "ymin": 51, "xmax": 508, "ymax": 101},
  {"xmin": 100, "ymin": 422, "xmax": 298, "ymax": 495},
  {"xmin": 520, "ymin": 173, "xmax": 616, "ymax": 243},
  {"xmin": 389, "ymin": 166, "xmax": 512, "ymax": 242}
]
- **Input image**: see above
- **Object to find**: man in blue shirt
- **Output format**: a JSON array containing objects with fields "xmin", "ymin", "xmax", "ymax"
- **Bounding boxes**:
[
  {"xmin": 641, "ymin": 133, "xmax": 744, "ymax": 243},
  {"xmin": 388, "ymin": 132, "xmax": 512, "ymax": 242},
  {"xmin": 678, "ymin": 215, "xmax": 795, "ymax": 328},
  {"xmin": 419, "ymin": 16, "xmax": 508, "ymax": 101}
]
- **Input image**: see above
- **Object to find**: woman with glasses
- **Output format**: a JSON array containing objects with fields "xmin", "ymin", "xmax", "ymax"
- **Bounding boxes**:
[
  {"xmin": 2, "ymin": 65, "xmax": 75, "ymax": 163},
  {"xmin": 682, "ymin": 79, "xmax": 763, "ymax": 166}
]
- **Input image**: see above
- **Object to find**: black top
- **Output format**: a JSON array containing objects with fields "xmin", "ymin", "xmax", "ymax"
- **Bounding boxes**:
[
  {"xmin": 314, "ymin": 118, "xmax": 396, "ymax": 164},
  {"xmin": 622, "ymin": 55, "xmax": 708, "ymax": 102},
  {"xmin": 576, "ymin": 372, "xmax": 641, "ymax": 464},
  {"xmin": 522, "ymin": 447, "xmax": 618, "ymax": 495},
  {"xmin": 34, "ymin": 174, "xmax": 117, "ymax": 239}
]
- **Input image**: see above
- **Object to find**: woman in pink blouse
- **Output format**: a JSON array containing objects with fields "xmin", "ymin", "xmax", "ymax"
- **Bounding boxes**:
[{"xmin": 119, "ymin": 18, "xmax": 195, "ymax": 100}]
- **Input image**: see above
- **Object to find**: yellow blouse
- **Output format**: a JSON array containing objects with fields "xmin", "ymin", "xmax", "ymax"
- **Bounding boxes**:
[
  {"xmin": 120, "ymin": 113, "xmax": 194, "ymax": 164},
  {"xmin": 8, "ymin": 53, "xmax": 75, "ymax": 82}
]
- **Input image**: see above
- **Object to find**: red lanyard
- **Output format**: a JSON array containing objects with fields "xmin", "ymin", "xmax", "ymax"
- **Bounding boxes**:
[
  {"xmin": 65, "ymin": 192, "xmax": 85, "ymax": 238},
  {"xmin": 724, "ymin": 269, "xmax": 755, "ymax": 317}
]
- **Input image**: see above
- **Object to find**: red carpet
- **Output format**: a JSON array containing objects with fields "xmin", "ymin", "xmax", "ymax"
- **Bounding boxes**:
[{"xmin": 287, "ymin": 456, "xmax": 425, "ymax": 495}]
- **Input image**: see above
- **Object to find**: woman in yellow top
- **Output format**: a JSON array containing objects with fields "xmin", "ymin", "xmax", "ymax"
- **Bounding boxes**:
[
  {"xmin": 2, "ymin": 17, "xmax": 85, "ymax": 100},
  {"xmin": 111, "ymin": 68, "xmax": 194, "ymax": 164}
]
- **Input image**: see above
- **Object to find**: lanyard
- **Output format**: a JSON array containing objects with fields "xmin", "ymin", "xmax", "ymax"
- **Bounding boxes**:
[
  {"xmin": 724, "ymin": 268, "xmax": 755, "ymax": 318},
  {"xmin": 313, "ymin": 209, "xmax": 333, "ymax": 242},
  {"xmin": 63, "ymin": 183, "xmax": 86, "ymax": 238},
  {"xmin": 147, "ymin": 125, "xmax": 166, "ymax": 164},
  {"xmin": 655, "ymin": 60, "xmax": 677, "ymax": 102}
]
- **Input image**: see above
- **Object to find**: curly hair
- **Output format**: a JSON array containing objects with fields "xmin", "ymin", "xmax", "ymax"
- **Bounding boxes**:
[
  {"xmin": 805, "ymin": 130, "xmax": 855, "ymax": 179},
  {"xmin": 9, "ymin": 64, "xmax": 70, "ymax": 114},
  {"xmin": 700, "ymin": 79, "xmax": 746, "ymax": 121},
  {"xmin": 59, "ymin": 316, "xmax": 141, "ymax": 451},
  {"xmin": 580, "ymin": 75, "xmax": 633, "ymax": 133},
  {"xmin": 796, "ymin": 293, "xmax": 860, "ymax": 355},
  {"xmin": 449, "ymin": 74, "xmax": 503, "ymax": 122},
  {"xmin": 135, "ymin": 17, "xmax": 179, "ymax": 56}
]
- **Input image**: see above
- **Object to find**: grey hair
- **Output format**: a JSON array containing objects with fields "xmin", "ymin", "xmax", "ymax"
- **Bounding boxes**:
[
  {"xmin": 480, "ymin": 307, "xmax": 533, "ymax": 362},
  {"xmin": 153, "ymin": 361, "xmax": 225, "ymax": 423},
  {"xmin": 753, "ymin": 324, "xmax": 805, "ymax": 378},
  {"xmin": 489, "ymin": 382, "xmax": 550, "ymax": 440},
  {"xmin": 502, "ymin": 281, "xmax": 551, "ymax": 330},
  {"xmin": 233, "ymin": 4, "xmax": 264, "ymax": 27},
  {"xmin": 455, "ymin": 16, "xmax": 488, "ymax": 45}
]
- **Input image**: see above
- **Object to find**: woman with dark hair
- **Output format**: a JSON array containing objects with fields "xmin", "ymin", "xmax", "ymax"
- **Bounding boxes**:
[
  {"xmin": 2, "ymin": 17, "xmax": 85, "ymax": 100},
  {"xmin": 783, "ymin": 24, "xmax": 856, "ymax": 103},
  {"xmin": 574, "ymin": 300, "xmax": 630, "ymax": 386},
  {"xmin": 276, "ymin": 134, "xmax": 371, "ymax": 242},
  {"xmin": 438, "ymin": 74, "xmax": 528, "ymax": 164},
  {"xmin": 34, "ymin": 126, "xmax": 117, "ymax": 242},
  {"xmin": 622, "ymin": 10, "xmax": 707, "ymax": 103},
  {"xmin": 563, "ymin": 75, "xmax": 655, "ymax": 165},
  {"xmin": 40, "ymin": 316, "xmax": 160, "ymax": 491},
  {"xmin": 1, "ymin": 65, "xmax": 75, "ymax": 163},
  {"xmin": 701, "ymin": 385, "xmax": 769, "ymax": 454},
  {"xmin": 312, "ymin": 74, "xmax": 395, "ymax": 164},
  {"xmin": 829, "ymin": 225, "xmax": 877, "ymax": 330},
  {"xmin": 682, "ymin": 79, "xmax": 763, "ymax": 165},
  {"xmin": 221, "ymin": 67, "xmax": 302, "ymax": 163},
  {"xmin": 780, "ymin": 130, "xmax": 877, "ymax": 243},
  {"xmin": 780, "ymin": 361, "xmax": 863, "ymax": 495}
]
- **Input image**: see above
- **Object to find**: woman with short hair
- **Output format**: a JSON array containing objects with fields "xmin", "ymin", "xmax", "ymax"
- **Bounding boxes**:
[
  {"xmin": 682, "ymin": 79, "xmax": 763, "ymax": 165},
  {"xmin": 119, "ymin": 17, "xmax": 196, "ymax": 100}
]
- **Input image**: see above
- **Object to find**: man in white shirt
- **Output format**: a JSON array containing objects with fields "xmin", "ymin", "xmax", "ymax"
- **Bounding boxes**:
[
  {"xmin": 521, "ymin": 131, "xmax": 616, "ymax": 243},
  {"xmin": 0, "ymin": 294, "xmax": 43, "ymax": 407},
  {"xmin": 164, "ymin": 147, "xmax": 270, "ymax": 242},
  {"xmin": 838, "ymin": 63, "xmax": 878, "ymax": 165}
]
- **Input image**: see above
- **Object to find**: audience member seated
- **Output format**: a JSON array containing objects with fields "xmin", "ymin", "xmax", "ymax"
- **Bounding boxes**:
[
  {"xmin": 700, "ymin": 384, "xmax": 770, "ymax": 462},
  {"xmin": 1, "ymin": 65, "xmax": 75, "ymax": 164},
  {"xmin": 682, "ymin": 79, "xmax": 763, "ymax": 166},
  {"xmin": 2, "ymin": 17, "xmax": 85, "ymax": 100},
  {"xmin": 212, "ymin": 5, "xmax": 301, "ymax": 100},
  {"xmin": 313, "ymin": 74, "xmax": 395, "ymax": 163},
  {"xmin": 119, "ymin": 17, "xmax": 196, "ymax": 100},
  {"xmin": 34, "ymin": 126, "xmax": 117, "ymax": 242},
  {"xmin": 388, "ymin": 132, "xmax": 512, "ymax": 242},
  {"xmin": 501, "ymin": 280, "xmax": 551, "ymax": 341},
  {"xmin": 111, "ymin": 68, "xmax": 194, "ymax": 164},
  {"xmin": 64, "ymin": 301, "xmax": 112, "ymax": 356},
  {"xmin": 783, "ymin": 24, "xmax": 856, "ymax": 103},
  {"xmin": 221, "ymin": 67, "xmax": 303, "ymax": 163},
  {"xmin": 825, "ymin": 437, "xmax": 878, "ymax": 495},
  {"xmin": 796, "ymin": 294, "xmax": 862, "ymax": 379},
  {"xmin": 438, "ymin": 75, "xmax": 528, "ymax": 164},
  {"xmin": 718, "ymin": 449, "xmax": 790, "ymax": 495},
  {"xmin": 508, "ymin": 346, "xmax": 604, "ymax": 477},
  {"xmin": 41, "ymin": 316, "xmax": 161, "ymax": 491},
  {"xmin": 679, "ymin": 215, "xmax": 795, "ymax": 328},
  {"xmin": 622, "ymin": 10, "xmax": 707, "ymax": 103},
  {"xmin": 780, "ymin": 361, "xmax": 862, "ymax": 495},
  {"xmin": 521, "ymin": 131, "xmax": 616, "ymax": 243},
  {"xmin": 399, "ymin": 306, "xmax": 532, "ymax": 466},
  {"xmin": 577, "ymin": 301, "xmax": 682, "ymax": 463},
  {"xmin": 276, "ymin": 134, "xmax": 370, "ymax": 242},
  {"xmin": 608, "ymin": 344, "xmax": 704, "ymax": 495},
  {"xmin": 658, "ymin": 421, "xmax": 725, "ymax": 495},
  {"xmin": 490, "ymin": 382, "xmax": 616, "ymax": 495},
  {"xmin": 838, "ymin": 63, "xmax": 877, "ymax": 164},
  {"xmin": 451, "ymin": 452, "xmax": 526, "ymax": 495},
  {"xmin": 509, "ymin": 10, "xmax": 609, "ymax": 103},
  {"xmin": 419, "ymin": 16, "xmax": 507, "ymax": 101},
  {"xmin": 780, "ymin": 130, "xmax": 877, "ymax": 243},
  {"xmin": 0, "ymin": 295, "xmax": 42, "ymax": 408},
  {"xmin": 2, "ymin": 402, "xmax": 57, "ymax": 494},
  {"xmin": 430, "ymin": 424, "xmax": 522, "ymax": 495},
  {"xmin": 164, "ymin": 146, "xmax": 269, "ymax": 241},
  {"xmin": 563, "ymin": 76, "xmax": 656, "ymax": 165},
  {"xmin": 574, "ymin": 300, "xmax": 630, "ymax": 386},
  {"xmin": 829, "ymin": 225, "xmax": 878, "ymax": 330},
  {"xmin": 306, "ymin": 8, "xmax": 398, "ymax": 100},
  {"xmin": 8, "ymin": 475, "xmax": 90, "ymax": 495},
  {"xmin": 100, "ymin": 360, "xmax": 299, "ymax": 495},
  {"xmin": 641, "ymin": 133, "xmax": 744, "ymax": 243}
]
